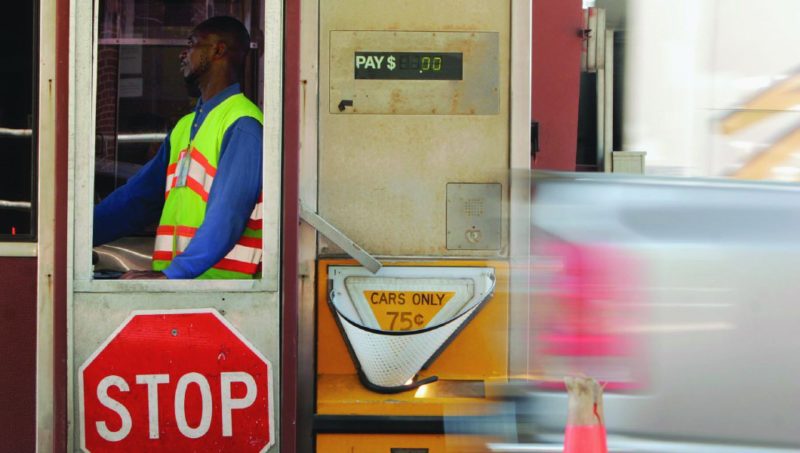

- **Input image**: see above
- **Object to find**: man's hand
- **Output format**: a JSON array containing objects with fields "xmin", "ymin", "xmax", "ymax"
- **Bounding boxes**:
[{"xmin": 119, "ymin": 270, "xmax": 168, "ymax": 280}]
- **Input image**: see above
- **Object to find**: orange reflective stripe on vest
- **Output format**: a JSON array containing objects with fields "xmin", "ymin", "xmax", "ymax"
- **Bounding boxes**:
[
  {"xmin": 165, "ymin": 160, "xmax": 179, "ymax": 196},
  {"xmin": 212, "ymin": 235, "xmax": 263, "ymax": 274},
  {"xmin": 154, "ymin": 224, "xmax": 262, "ymax": 272},
  {"xmin": 164, "ymin": 148, "xmax": 217, "ymax": 201},
  {"xmin": 247, "ymin": 194, "xmax": 263, "ymax": 230}
]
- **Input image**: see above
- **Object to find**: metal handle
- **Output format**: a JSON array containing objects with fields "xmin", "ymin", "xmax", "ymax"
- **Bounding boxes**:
[{"xmin": 299, "ymin": 201, "xmax": 382, "ymax": 273}]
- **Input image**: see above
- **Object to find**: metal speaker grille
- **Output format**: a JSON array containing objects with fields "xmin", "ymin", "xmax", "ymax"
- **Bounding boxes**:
[{"xmin": 464, "ymin": 198, "xmax": 485, "ymax": 217}]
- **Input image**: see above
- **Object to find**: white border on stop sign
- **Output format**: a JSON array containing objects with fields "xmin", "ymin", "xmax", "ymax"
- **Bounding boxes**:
[{"xmin": 77, "ymin": 308, "xmax": 275, "ymax": 453}]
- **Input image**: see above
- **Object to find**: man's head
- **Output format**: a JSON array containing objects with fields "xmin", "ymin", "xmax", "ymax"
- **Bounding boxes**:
[{"xmin": 179, "ymin": 16, "xmax": 251, "ymax": 89}]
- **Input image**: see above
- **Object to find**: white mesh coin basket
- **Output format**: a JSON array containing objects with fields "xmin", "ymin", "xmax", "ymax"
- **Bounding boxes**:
[{"xmin": 328, "ymin": 266, "xmax": 496, "ymax": 393}]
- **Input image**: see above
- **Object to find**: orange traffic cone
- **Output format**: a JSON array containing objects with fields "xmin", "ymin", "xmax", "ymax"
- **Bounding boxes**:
[{"xmin": 563, "ymin": 376, "xmax": 607, "ymax": 453}]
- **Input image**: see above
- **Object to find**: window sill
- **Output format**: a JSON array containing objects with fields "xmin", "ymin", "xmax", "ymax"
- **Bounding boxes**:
[{"xmin": 0, "ymin": 242, "xmax": 37, "ymax": 257}]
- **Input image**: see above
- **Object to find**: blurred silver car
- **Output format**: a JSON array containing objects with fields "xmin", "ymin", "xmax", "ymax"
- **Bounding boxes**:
[{"xmin": 509, "ymin": 171, "xmax": 800, "ymax": 452}]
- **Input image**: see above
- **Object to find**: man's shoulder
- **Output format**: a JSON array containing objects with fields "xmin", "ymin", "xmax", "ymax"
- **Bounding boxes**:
[
  {"xmin": 173, "ymin": 112, "xmax": 196, "ymax": 128},
  {"xmin": 215, "ymin": 94, "xmax": 263, "ymax": 128},
  {"xmin": 223, "ymin": 93, "xmax": 262, "ymax": 114},
  {"xmin": 230, "ymin": 116, "xmax": 263, "ymax": 138}
]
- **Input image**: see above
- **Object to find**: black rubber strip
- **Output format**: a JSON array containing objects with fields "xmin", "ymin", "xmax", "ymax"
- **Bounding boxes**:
[{"xmin": 314, "ymin": 415, "xmax": 445, "ymax": 434}]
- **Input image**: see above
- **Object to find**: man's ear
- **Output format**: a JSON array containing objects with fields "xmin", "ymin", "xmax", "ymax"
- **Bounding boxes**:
[{"xmin": 212, "ymin": 41, "xmax": 228, "ymax": 60}]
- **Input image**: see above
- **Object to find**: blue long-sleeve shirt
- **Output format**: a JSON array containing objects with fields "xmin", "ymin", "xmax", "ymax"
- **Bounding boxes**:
[{"xmin": 93, "ymin": 83, "xmax": 263, "ymax": 279}]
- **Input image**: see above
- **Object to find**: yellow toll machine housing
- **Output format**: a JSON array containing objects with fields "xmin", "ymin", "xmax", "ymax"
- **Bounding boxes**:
[{"xmin": 316, "ymin": 260, "xmax": 510, "ymax": 451}]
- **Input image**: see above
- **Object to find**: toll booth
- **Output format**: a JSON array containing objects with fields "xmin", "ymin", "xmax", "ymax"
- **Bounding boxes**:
[
  {"xmin": 68, "ymin": 0, "xmax": 284, "ymax": 451},
  {"xmin": 63, "ymin": 0, "xmax": 529, "ymax": 449},
  {"xmin": 300, "ymin": 0, "xmax": 531, "ymax": 450}
]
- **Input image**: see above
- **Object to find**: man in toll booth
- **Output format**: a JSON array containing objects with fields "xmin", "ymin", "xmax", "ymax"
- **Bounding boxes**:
[{"xmin": 93, "ymin": 16, "xmax": 263, "ymax": 280}]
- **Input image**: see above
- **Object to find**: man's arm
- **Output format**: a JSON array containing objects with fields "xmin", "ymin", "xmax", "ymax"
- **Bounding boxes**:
[
  {"xmin": 93, "ymin": 138, "xmax": 170, "ymax": 246},
  {"xmin": 162, "ymin": 117, "xmax": 263, "ymax": 279}
]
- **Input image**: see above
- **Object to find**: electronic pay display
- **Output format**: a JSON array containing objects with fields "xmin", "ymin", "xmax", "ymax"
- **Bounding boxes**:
[
  {"xmin": 354, "ymin": 52, "xmax": 463, "ymax": 80},
  {"xmin": 330, "ymin": 31, "xmax": 499, "ymax": 115}
]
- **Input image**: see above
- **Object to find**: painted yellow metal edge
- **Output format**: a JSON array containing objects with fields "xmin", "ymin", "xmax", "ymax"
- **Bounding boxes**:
[
  {"xmin": 317, "ymin": 433, "xmax": 448, "ymax": 453},
  {"xmin": 316, "ymin": 374, "xmax": 500, "ymax": 416},
  {"xmin": 317, "ymin": 432, "xmax": 500, "ymax": 452}
]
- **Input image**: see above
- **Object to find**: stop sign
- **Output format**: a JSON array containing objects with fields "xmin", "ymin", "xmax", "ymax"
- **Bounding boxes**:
[{"xmin": 79, "ymin": 309, "xmax": 274, "ymax": 452}]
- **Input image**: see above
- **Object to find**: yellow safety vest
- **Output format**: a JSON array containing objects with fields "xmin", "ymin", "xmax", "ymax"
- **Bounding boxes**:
[{"xmin": 152, "ymin": 94, "xmax": 263, "ymax": 279}]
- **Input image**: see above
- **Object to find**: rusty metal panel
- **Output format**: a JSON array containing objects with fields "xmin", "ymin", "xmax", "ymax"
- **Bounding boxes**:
[
  {"xmin": 318, "ymin": 0, "xmax": 510, "ymax": 257},
  {"xmin": 329, "ymin": 31, "xmax": 499, "ymax": 115}
]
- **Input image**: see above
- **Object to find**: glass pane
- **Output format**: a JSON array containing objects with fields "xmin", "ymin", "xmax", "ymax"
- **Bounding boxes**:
[
  {"xmin": 95, "ymin": 0, "xmax": 257, "ymax": 201},
  {"xmin": 0, "ymin": 1, "xmax": 35, "ymax": 238},
  {"xmin": 93, "ymin": 0, "xmax": 260, "ymax": 276},
  {"xmin": 99, "ymin": 0, "xmax": 253, "ymax": 41},
  {"xmin": 95, "ymin": 44, "xmax": 192, "ymax": 201}
]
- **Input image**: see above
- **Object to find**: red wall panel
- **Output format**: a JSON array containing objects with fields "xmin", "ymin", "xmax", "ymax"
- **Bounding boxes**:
[
  {"xmin": 281, "ymin": 0, "xmax": 302, "ymax": 451},
  {"xmin": 55, "ymin": 0, "xmax": 72, "ymax": 447},
  {"xmin": 532, "ymin": 0, "xmax": 584, "ymax": 170},
  {"xmin": 0, "ymin": 258, "xmax": 37, "ymax": 453}
]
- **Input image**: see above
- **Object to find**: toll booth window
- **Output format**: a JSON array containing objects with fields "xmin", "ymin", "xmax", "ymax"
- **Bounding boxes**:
[
  {"xmin": 0, "ymin": 2, "xmax": 36, "ymax": 239},
  {"xmin": 93, "ymin": 0, "xmax": 263, "ymax": 278}
]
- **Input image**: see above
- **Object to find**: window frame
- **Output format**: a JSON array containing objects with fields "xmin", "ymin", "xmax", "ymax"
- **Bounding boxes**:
[
  {"xmin": 0, "ymin": 0, "xmax": 39, "ymax": 251},
  {"xmin": 71, "ymin": 0, "xmax": 283, "ymax": 292}
]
